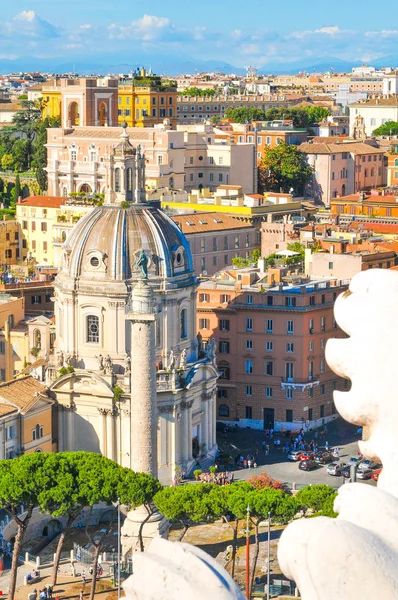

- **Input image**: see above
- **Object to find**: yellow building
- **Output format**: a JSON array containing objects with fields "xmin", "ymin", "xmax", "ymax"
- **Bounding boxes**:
[
  {"xmin": 0, "ymin": 218, "xmax": 23, "ymax": 268},
  {"xmin": 0, "ymin": 295, "xmax": 55, "ymax": 381},
  {"xmin": 119, "ymin": 71, "xmax": 178, "ymax": 129},
  {"xmin": 37, "ymin": 72, "xmax": 178, "ymax": 129},
  {"xmin": 16, "ymin": 196, "xmax": 93, "ymax": 268}
]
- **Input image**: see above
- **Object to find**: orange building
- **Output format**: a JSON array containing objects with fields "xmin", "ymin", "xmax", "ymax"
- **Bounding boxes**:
[
  {"xmin": 197, "ymin": 266, "xmax": 348, "ymax": 431},
  {"xmin": 386, "ymin": 143, "xmax": 398, "ymax": 186},
  {"xmin": 331, "ymin": 190, "xmax": 398, "ymax": 219},
  {"xmin": 0, "ymin": 375, "xmax": 56, "ymax": 458}
]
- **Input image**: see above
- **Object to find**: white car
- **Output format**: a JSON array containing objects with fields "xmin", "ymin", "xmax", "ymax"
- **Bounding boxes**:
[
  {"xmin": 357, "ymin": 459, "xmax": 381, "ymax": 472},
  {"xmin": 287, "ymin": 450, "xmax": 303, "ymax": 461}
]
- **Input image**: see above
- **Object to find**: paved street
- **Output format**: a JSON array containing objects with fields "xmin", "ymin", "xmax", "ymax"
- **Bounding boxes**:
[{"xmin": 216, "ymin": 417, "xmax": 376, "ymax": 490}]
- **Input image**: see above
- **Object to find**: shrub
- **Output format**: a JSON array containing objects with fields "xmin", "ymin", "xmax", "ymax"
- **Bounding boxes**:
[
  {"xmin": 295, "ymin": 484, "xmax": 336, "ymax": 513},
  {"xmin": 247, "ymin": 472, "xmax": 284, "ymax": 491}
]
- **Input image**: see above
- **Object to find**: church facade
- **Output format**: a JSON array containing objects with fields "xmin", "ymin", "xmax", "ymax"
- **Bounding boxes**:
[{"xmin": 48, "ymin": 124, "xmax": 218, "ymax": 482}]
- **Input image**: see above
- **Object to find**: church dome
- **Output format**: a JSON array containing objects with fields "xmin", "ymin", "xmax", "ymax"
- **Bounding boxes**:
[{"xmin": 58, "ymin": 204, "xmax": 194, "ymax": 285}]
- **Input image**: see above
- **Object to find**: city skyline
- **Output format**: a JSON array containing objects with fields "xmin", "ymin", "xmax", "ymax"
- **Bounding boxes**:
[{"xmin": 1, "ymin": 1, "xmax": 398, "ymax": 73}]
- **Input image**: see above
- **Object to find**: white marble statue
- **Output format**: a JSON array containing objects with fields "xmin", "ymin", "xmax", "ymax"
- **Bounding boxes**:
[
  {"xmin": 206, "ymin": 337, "xmax": 217, "ymax": 361},
  {"xmin": 123, "ymin": 537, "xmax": 245, "ymax": 600},
  {"xmin": 168, "ymin": 349, "xmax": 175, "ymax": 371},
  {"xmin": 56, "ymin": 350, "xmax": 64, "ymax": 368},
  {"xmin": 278, "ymin": 269, "xmax": 398, "ymax": 599},
  {"xmin": 125, "ymin": 354, "xmax": 131, "ymax": 376},
  {"xmin": 104, "ymin": 354, "xmax": 113, "ymax": 375},
  {"xmin": 95, "ymin": 354, "xmax": 105, "ymax": 373},
  {"xmin": 64, "ymin": 352, "xmax": 72, "ymax": 367},
  {"xmin": 179, "ymin": 348, "xmax": 187, "ymax": 370}
]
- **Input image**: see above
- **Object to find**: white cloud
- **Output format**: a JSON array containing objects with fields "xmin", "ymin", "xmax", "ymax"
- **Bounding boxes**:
[
  {"xmin": 314, "ymin": 26, "xmax": 341, "ymax": 36},
  {"xmin": 109, "ymin": 14, "xmax": 172, "ymax": 41},
  {"xmin": 80, "ymin": 24, "xmax": 91, "ymax": 30},
  {"xmin": 10, "ymin": 10, "xmax": 60, "ymax": 38}
]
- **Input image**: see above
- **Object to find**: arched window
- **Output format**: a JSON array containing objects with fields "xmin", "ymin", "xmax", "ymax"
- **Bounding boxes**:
[
  {"xmin": 395, "ymin": 159, "xmax": 398, "ymax": 167},
  {"xmin": 218, "ymin": 404, "xmax": 229, "ymax": 417},
  {"xmin": 79, "ymin": 183, "xmax": 92, "ymax": 194},
  {"xmin": 32, "ymin": 424, "xmax": 43, "ymax": 440},
  {"xmin": 62, "ymin": 187, "xmax": 68, "ymax": 197},
  {"xmin": 180, "ymin": 308, "xmax": 188, "ymax": 339},
  {"xmin": 115, "ymin": 168, "xmax": 121, "ymax": 192},
  {"xmin": 87, "ymin": 315, "xmax": 99, "ymax": 343},
  {"xmin": 126, "ymin": 168, "xmax": 133, "ymax": 192},
  {"xmin": 33, "ymin": 329, "xmax": 41, "ymax": 349}
]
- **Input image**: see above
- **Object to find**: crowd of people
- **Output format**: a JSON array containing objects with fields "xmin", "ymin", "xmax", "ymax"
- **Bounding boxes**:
[{"xmin": 198, "ymin": 471, "xmax": 234, "ymax": 485}]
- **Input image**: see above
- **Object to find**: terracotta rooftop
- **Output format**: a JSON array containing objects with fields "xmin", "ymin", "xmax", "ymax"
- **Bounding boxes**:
[
  {"xmin": 18, "ymin": 196, "xmax": 66, "ymax": 208},
  {"xmin": 350, "ymin": 96, "xmax": 398, "ymax": 107},
  {"xmin": 63, "ymin": 127, "xmax": 153, "ymax": 140},
  {"xmin": 299, "ymin": 142, "xmax": 385, "ymax": 155},
  {"xmin": 333, "ymin": 193, "xmax": 398, "ymax": 204},
  {"xmin": 172, "ymin": 213, "xmax": 252, "ymax": 234},
  {"xmin": 0, "ymin": 375, "xmax": 50, "ymax": 413}
]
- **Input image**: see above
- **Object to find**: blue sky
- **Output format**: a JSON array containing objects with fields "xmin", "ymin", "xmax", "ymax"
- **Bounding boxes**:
[{"xmin": 1, "ymin": 1, "xmax": 398, "ymax": 69}]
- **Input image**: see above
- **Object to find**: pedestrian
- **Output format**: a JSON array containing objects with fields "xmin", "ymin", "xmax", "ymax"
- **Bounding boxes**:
[
  {"xmin": 265, "ymin": 444, "xmax": 270, "ymax": 455},
  {"xmin": 247, "ymin": 459, "xmax": 252, "ymax": 469},
  {"xmin": 89, "ymin": 566, "xmax": 93, "ymax": 576},
  {"xmin": 325, "ymin": 441, "xmax": 329, "ymax": 451},
  {"xmin": 80, "ymin": 591, "xmax": 83, "ymax": 600},
  {"xmin": 270, "ymin": 428, "xmax": 274, "ymax": 438},
  {"xmin": 262, "ymin": 440, "xmax": 266, "ymax": 452},
  {"xmin": 47, "ymin": 585, "xmax": 52, "ymax": 599}
]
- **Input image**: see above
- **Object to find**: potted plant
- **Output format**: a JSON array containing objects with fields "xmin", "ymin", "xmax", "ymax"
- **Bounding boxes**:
[
  {"xmin": 209, "ymin": 465, "xmax": 218, "ymax": 475},
  {"xmin": 193, "ymin": 469, "xmax": 202, "ymax": 481}
]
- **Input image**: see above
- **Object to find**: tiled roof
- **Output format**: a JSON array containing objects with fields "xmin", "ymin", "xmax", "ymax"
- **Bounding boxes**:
[
  {"xmin": 350, "ymin": 96, "xmax": 398, "ymax": 107},
  {"xmin": 18, "ymin": 196, "xmax": 65, "ymax": 208},
  {"xmin": 0, "ymin": 375, "xmax": 50, "ymax": 413},
  {"xmin": 172, "ymin": 212, "xmax": 252, "ymax": 234},
  {"xmin": 333, "ymin": 193, "xmax": 398, "ymax": 204},
  {"xmin": 299, "ymin": 142, "xmax": 385, "ymax": 155},
  {"xmin": 65, "ymin": 127, "xmax": 152, "ymax": 140},
  {"xmin": 349, "ymin": 222, "xmax": 398, "ymax": 234}
]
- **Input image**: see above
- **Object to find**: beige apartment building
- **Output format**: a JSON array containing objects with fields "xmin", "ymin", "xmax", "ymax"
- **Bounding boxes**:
[
  {"xmin": 299, "ymin": 141, "xmax": 387, "ymax": 206},
  {"xmin": 305, "ymin": 248, "xmax": 396, "ymax": 280},
  {"xmin": 171, "ymin": 212, "xmax": 258, "ymax": 276},
  {"xmin": 197, "ymin": 266, "xmax": 348, "ymax": 431},
  {"xmin": 181, "ymin": 125, "xmax": 255, "ymax": 193}
]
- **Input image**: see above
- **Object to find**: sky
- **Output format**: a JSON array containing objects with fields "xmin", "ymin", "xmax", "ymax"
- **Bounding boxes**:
[{"xmin": 1, "ymin": 0, "xmax": 398, "ymax": 70}]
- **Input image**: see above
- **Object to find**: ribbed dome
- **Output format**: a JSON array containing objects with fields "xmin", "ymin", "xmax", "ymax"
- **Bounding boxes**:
[{"xmin": 59, "ymin": 204, "xmax": 194, "ymax": 283}]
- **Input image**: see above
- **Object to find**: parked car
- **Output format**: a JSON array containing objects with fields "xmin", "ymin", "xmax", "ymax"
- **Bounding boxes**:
[
  {"xmin": 216, "ymin": 422, "xmax": 230, "ymax": 433},
  {"xmin": 347, "ymin": 455, "xmax": 364, "ymax": 467},
  {"xmin": 327, "ymin": 462, "xmax": 347, "ymax": 476},
  {"xmin": 315, "ymin": 451, "xmax": 334, "ymax": 465},
  {"xmin": 300, "ymin": 451, "xmax": 315, "ymax": 461},
  {"xmin": 340, "ymin": 465, "xmax": 353, "ymax": 478},
  {"xmin": 358, "ymin": 459, "xmax": 381, "ymax": 472},
  {"xmin": 371, "ymin": 468, "xmax": 382, "ymax": 481},
  {"xmin": 287, "ymin": 450, "xmax": 303, "ymax": 461},
  {"xmin": 356, "ymin": 468, "xmax": 374, "ymax": 480},
  {"xmin": 299, "ymin": 459, "xmax": 318, "ymax": 471}
]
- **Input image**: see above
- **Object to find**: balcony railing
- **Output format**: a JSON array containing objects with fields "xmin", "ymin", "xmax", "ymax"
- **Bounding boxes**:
[
  {"xmin": 156, "ymin": 370, "xmax": 182, "ymax": 392},
  {"xmin": 281, "ymin": 376, "xmax": 319, "ymax": 390}
]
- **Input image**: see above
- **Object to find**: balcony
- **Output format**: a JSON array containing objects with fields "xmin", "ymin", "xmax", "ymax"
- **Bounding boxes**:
[
  {"xmin": 281, "ymin": 376, "xmax": 319, "ymax": 391},
  {"xmin": 53, "ymin": 160, "xmax": 106, "ymax": 175},
  {"xmin": 156, "ymin": 370, "xmax": 182, "ymax": 392}
]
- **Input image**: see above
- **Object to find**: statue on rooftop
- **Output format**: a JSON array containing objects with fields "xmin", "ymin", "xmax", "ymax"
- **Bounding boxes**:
[
  {"xmin": 137, "ymin": 249, "xmax": 149, "ymax": 279},
  {"xmin": 278, "ymin": 269, "xmax": 398, "ymax": 599}
]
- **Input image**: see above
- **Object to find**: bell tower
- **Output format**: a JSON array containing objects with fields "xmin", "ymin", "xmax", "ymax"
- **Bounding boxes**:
[{"xmin": 104, "ymin": 123, "xmax": 146, "ymax": 205}]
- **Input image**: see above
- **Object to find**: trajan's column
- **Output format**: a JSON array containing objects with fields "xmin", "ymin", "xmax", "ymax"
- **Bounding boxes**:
[{"xmin": 125, "ymin": 267, "xmax": 158, "ymax": 477}]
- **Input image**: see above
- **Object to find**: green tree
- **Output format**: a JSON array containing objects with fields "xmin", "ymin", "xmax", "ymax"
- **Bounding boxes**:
[
  {"xmin": 248, "ymin": 488, "xmax": 298, "ymax": 594},
  {"xmin": 305, "ymin": 106, "xmax": 331, "ymax": 125},
  {"xmin": 224, "ymin": 107, "xmax": 267, "ymax": 123},
  {"xmin": 180, "ymin": 87, "xmax": 218, "ymax": 97},
  {"xmin": 31, "ymin": 116, "xmax": 60, "ymax": 192},
  {"xmin": 12, "ymin": 100, "xmax": 41, "ymax": 141},
  {"xmin": 295, "ymin": 484, "xmax": 336, "ymax": 514},
  {"xmin": 0, "ymin": 453, "xmax": 49, "ymax": 600},
  {"xmin": 1, "ymin": 153, "xmax": 15, "ymax": 171},
  {"xmin": 373, "ymin": 121, "xmax": 398, "ymax": 136},
  {"xmin": 14, "ymin": 174, "xmax": 21, "ymax": 201},
  {"xmin": 153, "ymin": 484, "xmax": 217, "ymax": 542},
  {"xmin": 259, "ymin": 142, "xmax": 312, "ymax": 194}
]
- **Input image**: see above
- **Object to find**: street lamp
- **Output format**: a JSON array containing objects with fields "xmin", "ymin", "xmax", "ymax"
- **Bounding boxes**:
[
  {"xmin": 266, "ymin": 511, "xmax": 271, "ymax": 600},
  {"xmin": 245, "ymin": 505, "xmax": 251, "ymax": 600}
]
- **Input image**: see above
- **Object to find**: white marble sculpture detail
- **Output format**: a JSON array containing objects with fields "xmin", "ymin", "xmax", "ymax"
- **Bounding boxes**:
[
  {"xmin": 123, "ymin": 537, "xmax": 245, "ymax": 600},
  {"xmin": 278, "ymin": 269, "xmax": 398, "ymax": 599}
]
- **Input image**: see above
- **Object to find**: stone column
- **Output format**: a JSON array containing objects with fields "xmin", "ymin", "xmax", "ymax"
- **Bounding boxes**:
[
  {"xmin": 201, "ymin": 393, "xmax": 208, "ymax": 453},
  {"xmin": 107, "ymin": 411, "xmax": 115, "ymax": 461},
  {"xmin": 126, "ymin": 280, "xmax": 158, "ymax": 477},
  {"xmin": 67, "ymin": 403, "xmax": 75, "ymax": 450}
]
